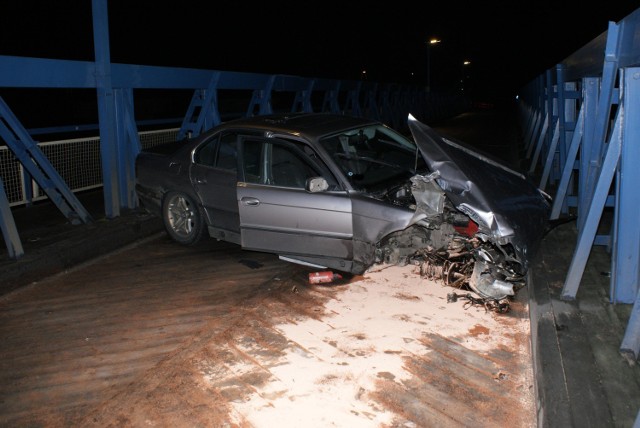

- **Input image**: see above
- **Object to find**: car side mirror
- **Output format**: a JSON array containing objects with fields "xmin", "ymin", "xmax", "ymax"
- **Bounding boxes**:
[{"xmin": 306, "ymin": 177, "xmax": 329, "ymax": 193}]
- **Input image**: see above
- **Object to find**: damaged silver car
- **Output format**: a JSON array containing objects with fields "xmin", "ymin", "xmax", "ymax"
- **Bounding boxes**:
[{"xmin": 135, "ymin": 113, "xmax": 551, "ymax": 300}]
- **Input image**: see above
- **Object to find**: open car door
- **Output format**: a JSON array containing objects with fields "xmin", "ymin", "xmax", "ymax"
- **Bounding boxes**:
[{"xmin": 236, "ymin": 136, "xmax": 355, "ymax": 270}]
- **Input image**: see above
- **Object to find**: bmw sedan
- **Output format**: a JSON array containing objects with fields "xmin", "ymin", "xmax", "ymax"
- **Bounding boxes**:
[{"xmin": 135, "ymin": 112, "xmax": 551, "ymax": 300}]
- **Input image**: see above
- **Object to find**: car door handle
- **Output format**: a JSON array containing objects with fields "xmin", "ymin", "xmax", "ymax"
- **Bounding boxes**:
[{"xmin": 241, "ymin": 197, "xmax": 260, "ymax": 206}]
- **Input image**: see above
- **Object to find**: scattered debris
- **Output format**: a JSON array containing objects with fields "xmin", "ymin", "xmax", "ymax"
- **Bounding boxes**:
[
  {"xmin": 308, "ymin": 271, "xmax": 343, "ymax": 285},
  {"xmin": 402, "ymin": 251, "xmax": 516, "ymax": 313},
  {"xmin": 447, "ymin": 291, "xmax": 510, "ymax": 313},
  {"xmin": 494, "ymin": 371, "xmax": 508, "ymax": 381}
]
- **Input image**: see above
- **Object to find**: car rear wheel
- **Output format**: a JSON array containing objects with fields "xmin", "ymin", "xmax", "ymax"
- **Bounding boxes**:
[{"xmin": 162, "ymin": 191, "xmax": 206, "ymax": 245}]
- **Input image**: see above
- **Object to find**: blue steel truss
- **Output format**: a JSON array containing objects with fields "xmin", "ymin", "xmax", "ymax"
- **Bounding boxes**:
[
  {"xmin": 0, "ymin": 97, "xmax": 93, "ymax": 226},
  {"xmin": 178, "ymin": 72, "xmax": 222, "ymax": 140},
  {"xmin": 519, "ymin": 9, "xmax": 640, "ymax": 359}
]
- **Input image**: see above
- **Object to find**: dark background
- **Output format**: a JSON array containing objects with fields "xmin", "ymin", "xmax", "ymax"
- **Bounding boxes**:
[{"xmin": 1, "ymin": 1, "xmax": 638, "ymax": 126}]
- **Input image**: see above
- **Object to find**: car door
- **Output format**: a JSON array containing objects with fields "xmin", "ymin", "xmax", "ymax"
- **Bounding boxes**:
[
  {"xmin": 190, "ymin": 131, "xmax": 241, "ymax": 242},
  {"xmin": 236, "ymin": 136, "xmax": 354, "ymax": 261}
]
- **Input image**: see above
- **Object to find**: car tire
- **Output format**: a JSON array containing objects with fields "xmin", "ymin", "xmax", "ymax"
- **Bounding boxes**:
[{"xmin": 161, "ymin": 191, "xmax": 206, "ymax": 245}]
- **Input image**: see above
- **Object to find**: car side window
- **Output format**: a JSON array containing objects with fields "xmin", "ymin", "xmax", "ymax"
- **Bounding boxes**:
[
  {"xmin": 241, "ymin": 139, "xmax": 320, "ymax": 189},
  {"xmin": 194, "ymin": 136, "xmax": 217, "ymax": 166},
  {"xmin": 216, "ymin": 133, "xmax": 237, "ymax": 170},
  {"xmin": 270, "ymin": 144, "xmax": 317, "ymax": 188},
  {"xmin": 193, "ymin": 133, "xmax": 238, "ymax": 171},
  {"xmin": 242, "ymin": 139, "xmax": 264, "ymax": 183}
]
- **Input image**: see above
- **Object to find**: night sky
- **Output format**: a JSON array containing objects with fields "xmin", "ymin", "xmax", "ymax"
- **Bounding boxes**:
[{"xmin": 1, "ymin": 1, "xmax": 639, "ymax": 106}]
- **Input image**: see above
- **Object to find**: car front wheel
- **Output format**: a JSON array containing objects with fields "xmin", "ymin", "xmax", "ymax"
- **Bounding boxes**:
[{"xmin": 161, "ymin": 191, "xmax": 206, "ymax": 245}]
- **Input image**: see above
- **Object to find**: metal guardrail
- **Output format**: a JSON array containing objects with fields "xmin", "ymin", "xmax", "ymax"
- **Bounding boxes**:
[{"xmin": 0, "ymin": 128, "xmax": 178, "ymax": 207}]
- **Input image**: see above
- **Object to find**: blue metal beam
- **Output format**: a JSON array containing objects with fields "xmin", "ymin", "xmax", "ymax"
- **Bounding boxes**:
[
  {"xmin": 178, "ymin": 72, "xmax": 222, "ymax": 140},
  {"xmin": 246, "ymin": 76, "xmax": 275, "ymax": 117},
  {"xmin": 579, "ymin": 23, "xmax": 621, "ymax": 233},
  {"xmin": 114, "ymin": 88, "xmax": 141, "ymax": 209},
  {"xmin": 0, "ymin": 55, "xmax": 249, "ymax": 90},
  {"xmin": 527, "ymin": 112, "xmax": 548, "ymax": 169},
  {"xmin": 523, "ymin": 109, "xmax": 539, "ymax": 152},
  {"xmin": 561, "ymin": 99, "xmax": 622, "ymax": 300},
  {"xmin": 343, "ymin": 82, "xmax": 363, "ymax": 117},
  {"xmin": 291, "ymin": 80, "xmax": 315, "ymax": 113},
  {"xmin": 550, "ymin": 103, "xmax": 584, "ymax": 220},
  {"xmin": 363, "ymin": 84, "xmax": 380, "ymax": 120},
  {"xmin": 578, "ymin": 77, "xmax": 599, "ymax": 230},
  {"xmin": 539, "ymin": 119, "xmax": 560, "ymax": 190},
  {"xmin": 0, "ymin": 177, "xmax": 23, "ymax": 259},
  {"xmin": 1, "ymin": 54, "xmax": 421, "ymax": 97},
  {"xmin": 621, "ymin": 284, "xmax": 640, "ymax": 359},
  {"xmin": 553, "ymin": 65, "xmax": 567, "ymax": 187},
  {"xmin": 611, "ymin": 68, "xmax": 640, "ymax": 303},
  {"xmin": 321, "ymin": 81, "xmax": 341, "ymax": 114},
  {"xmin": 92, "ymin": 0, "xmax": 120, "ymax": 218},
  {"xmin": 379, "ymin": 86, "xmax": 394, "ymax": 127},
  {"xmin": 524, "ymin": 76, "xmax": 546, "ymax": 156},
  {"xmin": 0, "ymin": 55, "xmax": 97, "ymax": 88},
  {"xmin": 544, "ymin": 69, "xmax": 556, "ymax": 170}
]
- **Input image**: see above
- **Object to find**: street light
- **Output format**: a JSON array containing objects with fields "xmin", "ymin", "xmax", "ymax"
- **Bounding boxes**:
[
  {"xmin": 426, "ymin": 38, "xmax": 441, "ymax": 92},
  {"xmin": 461, "ymin": 60, "xmax": 471, "ymax": 92}
]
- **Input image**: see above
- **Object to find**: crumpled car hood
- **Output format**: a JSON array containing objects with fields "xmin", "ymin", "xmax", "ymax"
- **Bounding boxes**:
[{"xmin": 407, "ymin": 114, "xmax": 551, "ymax": 269}]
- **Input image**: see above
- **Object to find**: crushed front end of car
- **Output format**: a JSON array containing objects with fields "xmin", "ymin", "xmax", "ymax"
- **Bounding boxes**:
[{"xmin": 372, "ymin": 115, "xmax": 551, "ymax": 302}]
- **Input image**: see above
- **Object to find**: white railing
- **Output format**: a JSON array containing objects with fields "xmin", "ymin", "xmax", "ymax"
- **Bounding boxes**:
[{"xmin": 0, "ymin": 128, "xmax": 179, "ymax": 206}]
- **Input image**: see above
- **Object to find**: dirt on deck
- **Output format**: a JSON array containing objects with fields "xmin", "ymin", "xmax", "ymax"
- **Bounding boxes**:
[{"xmin": 0, "ymin": 236, "xmax": 535, "ymax": 427}]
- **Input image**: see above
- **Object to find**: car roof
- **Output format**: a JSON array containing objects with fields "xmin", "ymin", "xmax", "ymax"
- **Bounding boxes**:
[{"xmin": 214, "ymin": 113, "xmax": 381, "ymax": 140}]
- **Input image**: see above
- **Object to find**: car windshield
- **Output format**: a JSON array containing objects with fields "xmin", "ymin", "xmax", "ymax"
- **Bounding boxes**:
[{"xmin": 319, "ymin": 125, "xmax": 426, "ymax": 191}]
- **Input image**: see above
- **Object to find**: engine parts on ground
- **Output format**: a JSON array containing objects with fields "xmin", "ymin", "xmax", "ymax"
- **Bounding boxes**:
[{"xmin": 446, "ymin": 292, "xmax": 511, "ymax": 313}]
